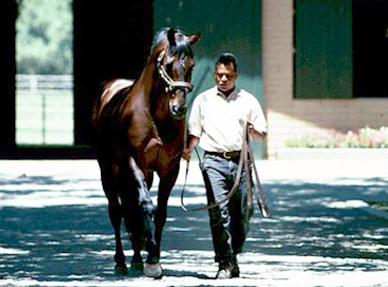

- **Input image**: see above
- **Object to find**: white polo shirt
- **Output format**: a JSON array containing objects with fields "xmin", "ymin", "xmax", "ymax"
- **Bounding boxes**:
[{"xmin": 188, "ymin": 86, "xmax": 267, "ymax": 153}]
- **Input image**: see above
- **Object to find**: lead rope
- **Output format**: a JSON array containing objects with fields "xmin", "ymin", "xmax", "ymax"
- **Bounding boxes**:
[
  {"xmin": 246, "ymin": 127, "xmax": 270, "ymax": 217},
  {"xmin": 181, "ymin": 124, "xmax": 270, "ymax": 217},
  {"xmin": 181, "ymin": 147, "xmax": 245, "ymax": 212},
  {"xmin": 181, "ymin": 125, "xmax": 247, "ymax": 213},
  {"xmin": 181, "ymin": 115, "xmax": 194, "ymax": 212},
  {"xmin": 243, "ymin": 129, "xmax": 253, "ymax": 222}
]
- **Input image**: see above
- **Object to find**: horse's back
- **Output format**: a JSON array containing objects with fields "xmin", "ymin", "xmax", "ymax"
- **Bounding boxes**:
[
  {"xmin": 92, "ymin": 79, "xmax": 135, "ymax": 146},
  {"xmin": 98, "ymin": 79, "xmax": 134, "ymax": 117}
]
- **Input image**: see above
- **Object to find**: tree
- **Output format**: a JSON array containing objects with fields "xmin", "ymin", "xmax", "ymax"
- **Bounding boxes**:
[{"xmin": 16, "ymin": 0, "xmax": 73, "ymax": 75}]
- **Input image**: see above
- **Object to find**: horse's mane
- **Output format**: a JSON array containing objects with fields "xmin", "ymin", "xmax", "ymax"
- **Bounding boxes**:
[{"xmin": 151, "ymin": 28, "xmax": 193, "ymax": 57}]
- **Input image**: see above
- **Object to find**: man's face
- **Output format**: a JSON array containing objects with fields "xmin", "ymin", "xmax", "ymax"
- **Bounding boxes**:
[{"xmin": 214, "ymin": 62, "xmax": 237, "ymax": 93}]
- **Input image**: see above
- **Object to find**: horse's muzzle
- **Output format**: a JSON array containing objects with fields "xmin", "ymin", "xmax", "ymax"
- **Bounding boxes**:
[
  {"xmin": 170, "ymin": 104, "xmax": 187, "ymax": 120},
  {"xmin": 169, "ymin": 89, "xmax": 188, "ymax": 120}
]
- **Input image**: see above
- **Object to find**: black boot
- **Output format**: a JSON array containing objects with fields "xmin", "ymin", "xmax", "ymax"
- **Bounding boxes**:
[
  {"xmin": 231, "ymin": 255, "xmax": 240, "ymax": 278},
  {"xmin": 216, "ymin": 256, "xmax": 237, "ymax": 279}
]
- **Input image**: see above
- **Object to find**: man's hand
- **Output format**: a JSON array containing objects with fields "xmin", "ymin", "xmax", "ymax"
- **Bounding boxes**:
[
  {"xmin": 182, "ymin": 136, "xmax": 200, "ymax": 161},
  {"xmin": 248, "ymin": 123, "xmax": 267, "ymax": 141},
  {"xmin": 182, "ymin": 149, "xmax": 191, "ymax": 161}
]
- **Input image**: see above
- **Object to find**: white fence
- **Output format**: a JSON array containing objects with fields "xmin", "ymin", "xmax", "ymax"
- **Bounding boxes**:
[
  {"xmin": 16, "ymin": 75, "xmax": 74, "ymax": 146},
  {"xmin": 16, "ymin": 74, "xmax": 74, "ymax": 91}
]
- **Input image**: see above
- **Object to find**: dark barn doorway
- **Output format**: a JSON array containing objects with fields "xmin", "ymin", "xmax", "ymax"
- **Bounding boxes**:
[
  {"xmin": 73, "ymin": 0, "xmax": 153, "ymax": 146},
  {"xmin": 1, "ymin": 0, "xmax": 153, "ymax": 158}
]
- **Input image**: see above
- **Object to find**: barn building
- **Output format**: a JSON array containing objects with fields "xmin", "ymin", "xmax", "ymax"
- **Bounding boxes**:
[{"xmin": 2, "ymin": 0, "xmax": 387, "ymax": 159}]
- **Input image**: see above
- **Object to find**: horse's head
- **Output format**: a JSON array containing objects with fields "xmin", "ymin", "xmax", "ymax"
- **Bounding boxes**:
[{"xmin": 155, "ymin": 28, "xmax": 201, "ymax": 120}]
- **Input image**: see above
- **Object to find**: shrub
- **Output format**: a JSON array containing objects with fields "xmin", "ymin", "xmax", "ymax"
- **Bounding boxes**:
[{"xmin": 286, "ymin": 127, "xmax": 388, "ymax": 148}]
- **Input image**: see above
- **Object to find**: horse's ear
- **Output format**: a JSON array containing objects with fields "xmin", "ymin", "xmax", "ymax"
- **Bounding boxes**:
[
  {"xmin": 167, "ymin": 27, "xmax": 176, "ymax": 46},
  {"xmin": 188, "ymin": 33, "xmax": 201, "ymax": 46}
]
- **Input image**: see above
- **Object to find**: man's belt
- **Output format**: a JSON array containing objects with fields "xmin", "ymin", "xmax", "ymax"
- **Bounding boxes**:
[{"xmin": 205, "ymin": 150, "xmax": 241, "ymax": 160}]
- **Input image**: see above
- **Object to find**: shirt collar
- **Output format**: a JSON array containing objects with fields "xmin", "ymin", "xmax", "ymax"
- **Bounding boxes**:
[{"xmin": 216, "ymin": 86, "xmax": 238, "ymax": 99}]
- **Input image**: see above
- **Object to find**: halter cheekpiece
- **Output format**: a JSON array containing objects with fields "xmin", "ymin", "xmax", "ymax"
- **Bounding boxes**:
[{"xmin": 157, "ymin": 50, "xmax": 194, "ymax": 94}]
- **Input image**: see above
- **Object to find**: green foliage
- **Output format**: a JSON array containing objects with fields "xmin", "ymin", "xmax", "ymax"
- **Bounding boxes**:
[
  {"xmin": 286, "ymin": 127, "xmax": 388, "ymax": 149},
  {"xmin": 16, "ymin": 0, "xmax": 73, "ymax": 75}
]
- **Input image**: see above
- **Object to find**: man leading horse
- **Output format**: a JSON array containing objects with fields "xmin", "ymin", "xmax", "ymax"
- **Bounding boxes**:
[{"xmin": 183, "ymin": 52, "xmax": 267, "ymax": 279}]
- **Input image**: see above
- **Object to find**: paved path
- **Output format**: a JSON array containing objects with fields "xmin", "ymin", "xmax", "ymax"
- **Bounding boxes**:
[{"xmin": 0, "ymin": 158, "xmax": 387, "ymax": 287}]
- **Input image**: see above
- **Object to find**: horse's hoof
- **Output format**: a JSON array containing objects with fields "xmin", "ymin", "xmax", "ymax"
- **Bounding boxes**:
[
  {"xmin": 143, "ymin": 262, "xmax": 163, "ymax": 278},
  {"xmin": 114, "ymin": 264, "xmax": 128, "ymax": 276},
  {"xmin": 130, "ymin": 261, "xmax": 144, "ymax": 271},
  {"xmin": 130, "ymin": 253, "xmax": 144, "ymax": 271}
]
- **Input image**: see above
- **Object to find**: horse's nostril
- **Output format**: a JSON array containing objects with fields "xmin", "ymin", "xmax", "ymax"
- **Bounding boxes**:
[{"xmin": 175, "ymin": 105, "xmax": 186, "ymax": 114}]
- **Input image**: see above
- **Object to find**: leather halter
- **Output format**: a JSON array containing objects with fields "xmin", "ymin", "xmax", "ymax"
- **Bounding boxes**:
[{"xmin": 156, "ymin": 50, "xmax": 194, "ymax": 93}]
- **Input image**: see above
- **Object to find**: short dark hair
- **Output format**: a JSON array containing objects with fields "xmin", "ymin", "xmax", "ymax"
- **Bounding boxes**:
[{"xmin": 215, "ymin": 52, "xmax": 238, "ymax": 72}]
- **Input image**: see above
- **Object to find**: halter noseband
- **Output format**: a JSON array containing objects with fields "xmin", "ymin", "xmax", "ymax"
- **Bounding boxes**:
[{"xmin": 157, "ymin": 50, "xmax": 194, "ymax": 94}]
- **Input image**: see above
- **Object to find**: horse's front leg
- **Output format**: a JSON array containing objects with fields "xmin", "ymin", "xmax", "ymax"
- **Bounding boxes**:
[
  {"xmin": 155, "ymin": 160, "xmax": 180, "ymax": 255},
  {"xmin": 128, "ymin": 158, "xmax": 162, "ymax": 278},
  {"xmin": 127, "ymin": 171, "xmax": 154, "ymax": 271}
]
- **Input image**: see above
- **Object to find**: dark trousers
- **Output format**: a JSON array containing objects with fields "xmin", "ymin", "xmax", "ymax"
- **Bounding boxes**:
[{"xmin": 201, "ymin": 153, "xmax": 252, "ymax": 266}]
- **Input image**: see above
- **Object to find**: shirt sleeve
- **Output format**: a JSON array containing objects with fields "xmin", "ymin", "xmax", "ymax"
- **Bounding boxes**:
[
  {"xmin": 188, "ymin": 94, "xmax": 203, "ymax": 138},
  {"xmin": 249, "ymin": 96, "xmax": 267, "ymax": 135}
]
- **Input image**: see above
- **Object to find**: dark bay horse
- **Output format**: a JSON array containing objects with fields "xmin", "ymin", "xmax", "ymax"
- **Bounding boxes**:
[{"xmin": 91, "ymin": 28, "xmax": 200, "ymax": 277}]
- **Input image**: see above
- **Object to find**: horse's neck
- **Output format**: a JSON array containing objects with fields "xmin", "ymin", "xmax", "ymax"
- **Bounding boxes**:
[
  {"xmin": 133, "ymin": 61, "xmax": 157, "ymax": 109},
  {"xmin": 133, "ymin": 57, "xmax": 183, "ymax": 140},
  {"xmin": 145, "ymin": 62, "xmax": 184, "ymax": 140},
  {"xmin": 136, "ymin": 57, "xmax": 172, "ymax": 121}
]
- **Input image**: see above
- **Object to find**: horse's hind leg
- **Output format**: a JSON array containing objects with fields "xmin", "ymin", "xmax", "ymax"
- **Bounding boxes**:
[{"xmin": 99, "ymin": 161, "xmax": 128, "ymax": 274}]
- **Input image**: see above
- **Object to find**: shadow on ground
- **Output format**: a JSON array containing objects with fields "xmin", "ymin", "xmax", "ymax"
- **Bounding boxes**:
[{"xmin": 0, "ymin": 172, "xmax": 387, "ymax": 285}]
